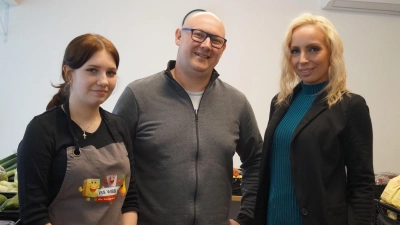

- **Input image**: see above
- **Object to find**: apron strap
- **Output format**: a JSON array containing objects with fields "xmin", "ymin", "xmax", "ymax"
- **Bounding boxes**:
[{"xmin": 63, "ymin": 101, "xmax": 81, "ymax": 156}]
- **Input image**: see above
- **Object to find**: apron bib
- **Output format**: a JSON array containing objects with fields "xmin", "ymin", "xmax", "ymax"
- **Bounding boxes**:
[{"xmin": 48, "ymin": 142, "xmax": 130, "ymax": 225}]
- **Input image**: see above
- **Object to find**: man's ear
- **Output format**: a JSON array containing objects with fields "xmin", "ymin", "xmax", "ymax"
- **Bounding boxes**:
[
  {"xmin": 175, "ymin": 28, "xmax": 182, "ymax": 46},
  {"xmin": 63, "ymin": 65, "xmax": 73, "ymax": 83},
  {"xmin": 219, "ymin": 43, "xmax": 227, "ymax": 58},
  {"xmin": 221, "ymin": 43, "xmax": 227, "ymax": 52}
]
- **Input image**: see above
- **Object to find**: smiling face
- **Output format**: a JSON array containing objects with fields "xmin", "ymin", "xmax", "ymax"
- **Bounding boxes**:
[
  {"xmin": 107, "ymin": 175, "xmax": 117, "ymax": 187},
  {"xmin": 175, "ymin": 12, "xmax": 226, "ymax": 76},
  {"xmin": 66, "ymin": 50, "xmax": 117, "ymax": 107},
  {"xmin": 290, "ymin": 24, "xmax": 330, "ymax": 85}
]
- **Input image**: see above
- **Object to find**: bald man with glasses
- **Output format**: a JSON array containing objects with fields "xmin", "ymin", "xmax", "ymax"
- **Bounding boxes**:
[{"xmin": 113, "ymin": 9, "xmax": 262, "ymax": 225}]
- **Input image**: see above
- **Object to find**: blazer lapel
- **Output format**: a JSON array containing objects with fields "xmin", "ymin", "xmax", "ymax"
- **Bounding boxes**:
[
  {"xmin": 292, "ymin": 94, "xmax": 328, "ymax": 141},
  {"xmin": 266, "ymin": 85, "xmax": 328, "ymax": 144}
]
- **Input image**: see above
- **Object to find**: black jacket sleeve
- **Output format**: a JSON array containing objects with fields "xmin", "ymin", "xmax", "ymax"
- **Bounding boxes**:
[
  {"xmin": 343, "ymin": 95, "xmax": 374, "ymax": 224},
  {"xmin": 17, "ymin": 116, "xmax": 53, "ymax": 225},
  {"xmin": 120, "ymin": 118, "xmax": 139, "ymax": 214}
]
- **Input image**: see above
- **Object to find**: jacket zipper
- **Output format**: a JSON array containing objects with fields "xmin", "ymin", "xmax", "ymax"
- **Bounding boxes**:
[
  {"xmin": 178, "ymin": 91, "xmax": 206, "ymax": 225},
  {"xmin": 167, "ymin": 71, "xmax": 214, "ymax": 225},
  {"xmin": 189, "ymin": 97, "xmax": 205, "ymax": 225},
  {"xmin": 193, "ymin": 110, "xmax": 199, "ymax": 225}
]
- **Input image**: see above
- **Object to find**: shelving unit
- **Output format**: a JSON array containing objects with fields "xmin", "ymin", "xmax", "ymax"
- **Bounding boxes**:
[{"xmin": 0, "ymin": 0, "xmax": 20, "ymax": 42}]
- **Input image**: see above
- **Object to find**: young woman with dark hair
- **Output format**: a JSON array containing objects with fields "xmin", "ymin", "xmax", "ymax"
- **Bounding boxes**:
[{"xmin": 18, "ymin": 33, "xmax": 138, "ymax": 225}]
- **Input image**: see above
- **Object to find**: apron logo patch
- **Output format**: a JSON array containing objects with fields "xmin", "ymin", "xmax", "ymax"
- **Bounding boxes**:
[{"xmin": 78, "ymin": 175, "xmax": 127, "ymax": 202}]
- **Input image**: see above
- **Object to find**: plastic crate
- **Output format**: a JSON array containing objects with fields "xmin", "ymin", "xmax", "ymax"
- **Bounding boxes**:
[
  {"xmin": 373, "ymin": 199, "xmax": 400, "ymax": 225},
  {"xmin": 0, "ymin": 210, "xmax": 18, "ymax": 222}
]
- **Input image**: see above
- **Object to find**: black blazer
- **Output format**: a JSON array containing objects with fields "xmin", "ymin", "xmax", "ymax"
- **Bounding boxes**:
[{"xmin": 253, "ymin": 85, "xmax": 374, "ymax": 225}]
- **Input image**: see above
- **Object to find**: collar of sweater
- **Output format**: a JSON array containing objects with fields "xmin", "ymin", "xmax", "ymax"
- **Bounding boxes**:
[{"xmin": 300, "ymin": 81, "xmax": 327, "ymax": 95}]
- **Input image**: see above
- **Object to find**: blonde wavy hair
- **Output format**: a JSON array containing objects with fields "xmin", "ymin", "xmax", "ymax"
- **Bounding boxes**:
[{"xmin": 276, "ymin": 13, "xmax": 349, "ymax": 107}]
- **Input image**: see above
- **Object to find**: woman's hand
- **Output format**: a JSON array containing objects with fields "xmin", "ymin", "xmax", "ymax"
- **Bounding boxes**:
[
  {"xmin": 122, "ymin": 211, "xmax": 138, "ymax": 225},
  {"xmin": 230, "ymin": 219, "xmax": 240, "ymax": 225}
]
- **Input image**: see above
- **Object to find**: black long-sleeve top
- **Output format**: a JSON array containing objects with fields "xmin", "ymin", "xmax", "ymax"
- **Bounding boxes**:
[{"xmin": 17, "ymin": 106, "xmax": 138, "ymax": 225}]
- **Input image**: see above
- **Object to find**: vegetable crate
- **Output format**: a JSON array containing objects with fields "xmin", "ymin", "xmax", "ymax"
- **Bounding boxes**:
[{"xmin": 373, "ymin": 199, "xmax": 400, "ymax": 225}]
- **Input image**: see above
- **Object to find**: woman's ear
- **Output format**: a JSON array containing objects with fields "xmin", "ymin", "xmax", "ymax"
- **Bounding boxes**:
[{"xmin": 63, "ymin": 65, "xmax": 73, "ymax": 83}]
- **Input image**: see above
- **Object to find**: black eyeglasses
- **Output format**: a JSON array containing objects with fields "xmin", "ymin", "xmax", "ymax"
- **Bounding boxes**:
[{"xmin": 182, "ymin": 28, "xmax": 227, "ymax": 49}]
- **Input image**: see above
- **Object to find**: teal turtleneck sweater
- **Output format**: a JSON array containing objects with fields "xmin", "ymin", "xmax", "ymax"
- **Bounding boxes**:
[{"xmin": 266, "ymin": 82, "xmax": 326, "ymax": 225}]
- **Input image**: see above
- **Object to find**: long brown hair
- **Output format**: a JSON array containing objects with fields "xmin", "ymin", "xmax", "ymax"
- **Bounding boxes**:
[{"xmin": 46, "ymin": 33, "xmax": 119, "ymax": 110}]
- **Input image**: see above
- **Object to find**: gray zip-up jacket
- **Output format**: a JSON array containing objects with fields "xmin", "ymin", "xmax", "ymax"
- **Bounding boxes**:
[{"xmin": 113, "ymin": 61, "xmax": 263, "ymax": 225}]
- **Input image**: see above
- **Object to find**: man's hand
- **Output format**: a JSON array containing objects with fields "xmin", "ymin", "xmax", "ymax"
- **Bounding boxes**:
[{"xmin": 229, "ymin": 219, "xmax": 240, "ymax": 225}]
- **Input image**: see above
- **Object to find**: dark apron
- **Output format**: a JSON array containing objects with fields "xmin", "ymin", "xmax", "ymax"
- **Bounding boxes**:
[{"xmin": 47, "ymin": 103, "xmax": 131, "ymax": 225}]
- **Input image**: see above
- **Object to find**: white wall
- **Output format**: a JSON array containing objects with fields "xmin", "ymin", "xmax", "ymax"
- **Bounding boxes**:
[{"xmin": 1, "ymin": 0, "xmax": 399, "ymax": 174}]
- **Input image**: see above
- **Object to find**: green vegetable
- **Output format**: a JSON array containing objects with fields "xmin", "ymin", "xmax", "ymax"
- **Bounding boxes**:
[
  {"xmin": 6, "ymin": 169, "xmax": 16, "ymax": 178},
  {"xmin": 1, "ymin": 194, "xmax": 18, "ymax": 210},
  {"xmin": 0, "ymin": 194, "xmax": 7, "ymax": 205},
  {"xmin": 0, "ymin": 166, "xmax": 7, "ymax": 181},
  {"xmin": 0, "ymin": 180, "xmax": 10, "ymax": 186},
  {"xmin": 6, "ymin": 182, "xmax": 17, "ymax": 192},
  {"xmin": 0, "ymin": 157, "xmax": 17, "ymax": 171},
  {"xmin": 0, "ymin": 182, "xmax": 8, "ymax": 192},
  {"xmin": 0, "ymin": 180, "xmax": 17, "ymax": 192},
  {"xmin": 0, "ymin": 153, "xmax": 17, "ymax": 180},
  {"xmin": 0, "ymin": 153, "xmax": 17, "ymax": 166},
  {"xmin": 13, "ymin": 170, "xmax": 18, "ymax": 183},
  {"xmin": 5, "ymin": 164, "xmax": 16, "ymax": 172}
]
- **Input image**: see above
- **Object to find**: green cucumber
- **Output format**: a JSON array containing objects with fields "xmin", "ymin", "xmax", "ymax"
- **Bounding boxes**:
[
  {"xmin": 5, "ymin": 164, "xmax": 17, "ymax": 172},
  {"xmin": 0, "ymin": 158, "xmax": 17, "ymax": 170},
  {"xmin": 0, "ymin": 153, "xmax": 17, "ymax": 165}
]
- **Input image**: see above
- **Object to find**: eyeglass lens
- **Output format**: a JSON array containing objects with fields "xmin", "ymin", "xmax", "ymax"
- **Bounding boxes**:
[{"xmin": 192, "ymin": 30, "xmax": 225, "ymax": 48}]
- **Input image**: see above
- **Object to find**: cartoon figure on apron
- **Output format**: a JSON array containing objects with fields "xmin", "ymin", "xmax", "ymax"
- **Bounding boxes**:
[{"xmin": 79, "ymin": 174, "xmax": 128, "ymax": 202}]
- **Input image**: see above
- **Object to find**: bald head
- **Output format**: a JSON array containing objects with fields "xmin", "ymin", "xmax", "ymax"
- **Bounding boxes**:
[
  {"xmin": 182, "ymin": 9, "xmax": 206, "ymax": 26},
  {"xmin": 173, "ymin": 10, "xmax": 226, "ymax": 85},
  {"xmin": 183, "ymin": 12, "xmax": 226, "ymax": 37}
]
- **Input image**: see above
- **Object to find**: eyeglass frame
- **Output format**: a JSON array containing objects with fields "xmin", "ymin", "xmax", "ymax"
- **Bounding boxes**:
[{"xmin": 182, "ymin": 28, "xmax": 227, "ymax": 49}]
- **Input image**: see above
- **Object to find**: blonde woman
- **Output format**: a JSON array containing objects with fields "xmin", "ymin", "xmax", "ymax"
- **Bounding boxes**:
[{"xmin": 253, "ymin": 14, "xmax": 374, "ymax": 225}]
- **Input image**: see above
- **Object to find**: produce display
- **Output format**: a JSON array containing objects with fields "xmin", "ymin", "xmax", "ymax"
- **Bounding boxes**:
[
  {"xmin": 0, "ymin": 153, "xmax": 18, "ymax": 213},
  {"xmin": 232, "ymin": 168, "xmax": 242, "ymax": 196},
  {"xmin": 381, "ymin": 175, "xmax": 400, "ymax": 208},
  {"xmin": 0, "ymin": 194, "xmax": 18, "ymax": 211}
]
